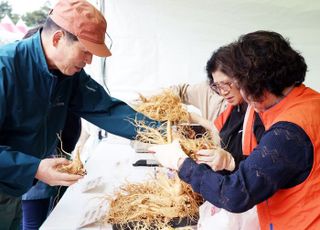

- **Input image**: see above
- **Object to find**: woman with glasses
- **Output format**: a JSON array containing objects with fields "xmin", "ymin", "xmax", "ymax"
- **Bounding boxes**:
[{"xmin": 195, "ymin": 44, "xmax": 264, "ymax": 173}]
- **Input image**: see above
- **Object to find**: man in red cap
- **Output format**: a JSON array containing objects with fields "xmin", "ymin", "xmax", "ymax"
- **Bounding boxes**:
[
  {"xmin": 48, "ymin": 0, "xmax": 111, "ymax": 58},
  {"xmin": 44, "ymin": 0, "xmax": 111, "ymax": 75},
  {"xmin": 0, "ymin": 0, "xmax": 157, "ymax": 228}
]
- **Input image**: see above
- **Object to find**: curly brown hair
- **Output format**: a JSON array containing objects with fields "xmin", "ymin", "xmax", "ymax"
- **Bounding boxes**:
[{"xmin": 229, "ymin": 30, "xmax": 307, "ymax": 101}]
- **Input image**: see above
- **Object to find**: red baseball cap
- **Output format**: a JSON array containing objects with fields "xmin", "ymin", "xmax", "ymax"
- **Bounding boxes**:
[{"xmin": 49, "ymin": 0, "xmax": 111, "ymax": 57}]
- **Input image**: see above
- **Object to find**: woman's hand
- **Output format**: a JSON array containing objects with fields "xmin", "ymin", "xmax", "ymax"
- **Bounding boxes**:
[
  {"xmin": 196, "ymin": 147, "xmax": 235, "ymax": 171},
  {"xmin": 149, "ymin": 140, "xmax": 188, "ymax": 170}
]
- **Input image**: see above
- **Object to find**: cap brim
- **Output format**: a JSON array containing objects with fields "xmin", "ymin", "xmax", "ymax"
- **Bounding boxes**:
[{"xmin": 78, "ymin": 38, "xmax": 112, "ymax": 57}]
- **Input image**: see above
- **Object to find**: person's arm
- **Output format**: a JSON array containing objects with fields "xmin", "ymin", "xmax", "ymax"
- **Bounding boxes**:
[
  {"xmin": 69, "ymin": 71, "xmax": 160, "ymax": 140},
  {"xmin": 178, "ymin": 122, "xmax": 313, "ymax": 212}
]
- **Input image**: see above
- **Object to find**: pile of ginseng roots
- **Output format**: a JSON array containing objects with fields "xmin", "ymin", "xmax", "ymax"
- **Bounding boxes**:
[
  {"xmin": 102, "ymin": 90, "xmax": 220, "ymax": 229},
  {"xmin": 134, "ymin": 89, "xmax": 220, "ymax": 149},
  {"xmin": 104, "ymin": 172, "xmax": 203, "ymax": 230},
  {"xmin": 134, "ymin": 90, "xmax": 189, "ymax": 123}
]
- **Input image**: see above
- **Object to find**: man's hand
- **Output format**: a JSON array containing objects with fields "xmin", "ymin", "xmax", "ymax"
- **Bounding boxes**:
[
  {"xmin": 35, "ymin": 158, "xmax": 83, "ymax": 186},
  {"xmin": 196, "ymin": 147, "xmax": 235, "ymax": 171},
  {"xmin": 149, "ymin": 140, "xmax": 188, "ymax": 170}
]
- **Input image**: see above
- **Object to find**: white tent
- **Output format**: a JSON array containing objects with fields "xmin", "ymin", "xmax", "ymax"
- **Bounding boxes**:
[
  {"xmin": 86, "ymin": 0, "xmax": 320, "ymax": 102},
  {"xmin": 0, "ymin": 15, "xmax": 24, "ymax": 44},
  {"xmin": 16, "ymin": 19, "xmax": 28, "ymax": 35}
]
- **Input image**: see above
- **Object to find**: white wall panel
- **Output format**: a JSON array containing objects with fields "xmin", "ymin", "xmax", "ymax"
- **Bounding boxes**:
[{"xmin": 88, "ymin": 0, "xmax": 320, "ymax": 101}]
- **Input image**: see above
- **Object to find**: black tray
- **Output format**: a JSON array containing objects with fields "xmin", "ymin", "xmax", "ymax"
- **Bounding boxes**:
[{"xmin": 112, "ymin": 216, "xmax": 198, "ymax": 230}]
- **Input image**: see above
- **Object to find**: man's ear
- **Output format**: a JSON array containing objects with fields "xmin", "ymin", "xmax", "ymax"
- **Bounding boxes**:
[{"xmin": 52, "ymin": 30, "xmax": 64, "ymax": 47}]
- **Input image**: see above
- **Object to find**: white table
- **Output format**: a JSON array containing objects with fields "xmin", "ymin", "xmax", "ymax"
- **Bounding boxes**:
[{"xmin": 40, "ymin": 137, "xmax": 157, "ymax": 230}]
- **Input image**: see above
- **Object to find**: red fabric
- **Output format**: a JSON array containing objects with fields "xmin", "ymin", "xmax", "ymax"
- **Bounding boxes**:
[{"xmin": 0, "ymin": 23, "xmax": 17, "ymax": 33}]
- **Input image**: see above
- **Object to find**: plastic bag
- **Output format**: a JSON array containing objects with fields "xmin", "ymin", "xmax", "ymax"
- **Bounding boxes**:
[{"xmin": 197, "ymin": 201, "xmax": 260, "ymax": 230}]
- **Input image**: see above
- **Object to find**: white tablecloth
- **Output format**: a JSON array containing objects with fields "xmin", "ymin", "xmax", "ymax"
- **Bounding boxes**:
[{"xmin": 40, "ymin": 137, "xmax": 157, "ymax": 230}]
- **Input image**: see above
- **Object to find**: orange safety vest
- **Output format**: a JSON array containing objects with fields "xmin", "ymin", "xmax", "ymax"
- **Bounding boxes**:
[
  {"xmin": 214, "ymin": 104, "xmax": 234, "ymax": 132},
  {"xmin": 243, "ymin": 85, "xmax": 320, "ymax": 230}
]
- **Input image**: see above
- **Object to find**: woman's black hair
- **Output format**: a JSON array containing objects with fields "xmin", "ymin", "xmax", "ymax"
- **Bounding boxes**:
[{"xmin": 230, "ymin": 30, "xmax": 307, "ymax": 100}]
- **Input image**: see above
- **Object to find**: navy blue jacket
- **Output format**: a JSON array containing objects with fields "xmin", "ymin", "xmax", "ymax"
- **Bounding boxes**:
[{"xmin": 0, "ymin": 31, "xmax": 155, "ymax": 197}]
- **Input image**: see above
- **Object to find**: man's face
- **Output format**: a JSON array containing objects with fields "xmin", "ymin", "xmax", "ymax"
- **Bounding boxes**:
[{"xmin": 53, "ymin": 32, "xmax": 93, "ymax": 76}]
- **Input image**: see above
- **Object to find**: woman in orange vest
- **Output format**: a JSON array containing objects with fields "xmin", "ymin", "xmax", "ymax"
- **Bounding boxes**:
[{"xmin": 151, "ymin": 31, "xmax": 320, "ymax": 230}]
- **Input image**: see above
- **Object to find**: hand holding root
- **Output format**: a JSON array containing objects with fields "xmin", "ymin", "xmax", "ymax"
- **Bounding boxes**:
[
  {"xmin": 196, "ymin": 147, "xmax": 235, "ymax": 171},
  {"xmin": 55, "ymin": 150, "xmax": 87, "ymax": 176},
  {"xmin": 35, "ymin": 158, "xmax": 83, "ymax": 186},
  {"xmin": 149, "ymin": 140, "xmax": 188, "ymax": 170}
]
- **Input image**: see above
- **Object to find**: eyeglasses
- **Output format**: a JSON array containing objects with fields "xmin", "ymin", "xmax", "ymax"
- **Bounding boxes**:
[{"xmin": 209, "ymin": 81, "xmax": 233, "ymax": 95}]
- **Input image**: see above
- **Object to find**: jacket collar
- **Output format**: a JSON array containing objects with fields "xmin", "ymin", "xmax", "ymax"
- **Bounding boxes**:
[{"xmin": 29, "ymin": 30, "xmax": 55, "ymax": 78}]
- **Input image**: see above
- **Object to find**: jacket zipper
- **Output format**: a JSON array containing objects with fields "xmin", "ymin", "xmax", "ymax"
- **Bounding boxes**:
[{"xmin": 43, "ymin": 75, "xmax": 57, "ymax": 154}]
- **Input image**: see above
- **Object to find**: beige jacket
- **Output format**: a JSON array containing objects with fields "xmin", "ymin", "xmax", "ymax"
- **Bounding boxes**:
[{"xmin": 171, "ymin": 81, "xmax": 227, "ymax": 122}]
